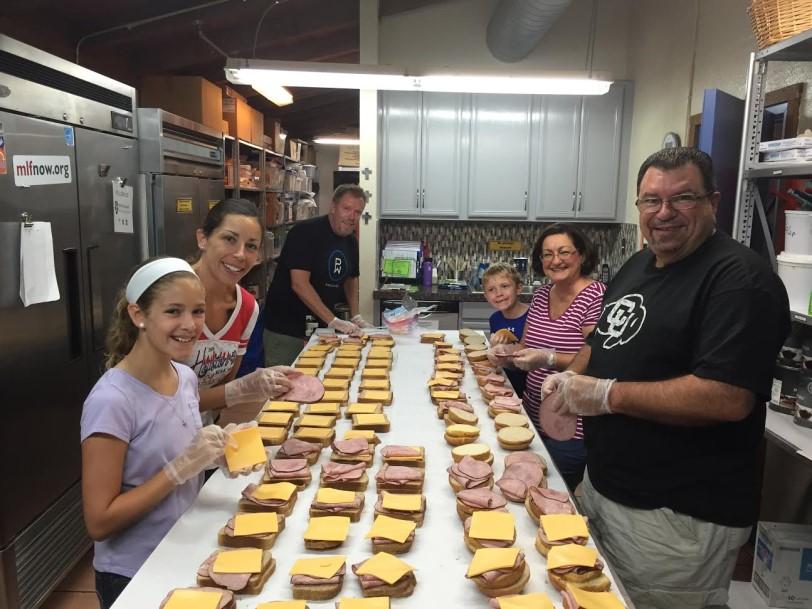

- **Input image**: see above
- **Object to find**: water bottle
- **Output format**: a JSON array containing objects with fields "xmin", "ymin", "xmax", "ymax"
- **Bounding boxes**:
[{"xmin": 422, "ymin": 258, "xmax": 433, "ymax": 288}]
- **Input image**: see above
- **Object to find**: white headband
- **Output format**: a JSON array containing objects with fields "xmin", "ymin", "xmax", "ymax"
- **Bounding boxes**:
[{"xmin": 126, "ymin": 258, "xmax": 197, "ymax": 304}]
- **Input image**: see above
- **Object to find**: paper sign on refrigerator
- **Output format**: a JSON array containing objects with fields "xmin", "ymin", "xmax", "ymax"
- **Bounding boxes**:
[{"xmin": 113, "ymin": 183, "xmax": 134, "ymax": 234}]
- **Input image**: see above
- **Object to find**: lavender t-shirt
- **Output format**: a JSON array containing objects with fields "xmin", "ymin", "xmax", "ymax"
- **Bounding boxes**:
[{"xmin": 80, "ymin": 362, "xmax": 203, "ymax": 578}]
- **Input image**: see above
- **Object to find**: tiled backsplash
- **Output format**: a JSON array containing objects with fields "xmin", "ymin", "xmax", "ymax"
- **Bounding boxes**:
[{"xmin": 380, "ymin": 220, "xmax": 638, "ymax": 282}]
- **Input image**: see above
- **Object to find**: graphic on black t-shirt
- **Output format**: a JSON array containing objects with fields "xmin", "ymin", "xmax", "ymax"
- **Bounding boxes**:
[
  {"xmin": 595, "ymin": 293, "xmax": 646, "ymax": 349},
  {"xmin": 327, "ymin": 248, "xmax": 349, "ymax": 285}
]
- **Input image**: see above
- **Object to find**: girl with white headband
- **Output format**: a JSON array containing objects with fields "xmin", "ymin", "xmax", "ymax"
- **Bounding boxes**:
[{"xmin": 79, "ymin": 257, "xmax": 243, "ymax": 609}]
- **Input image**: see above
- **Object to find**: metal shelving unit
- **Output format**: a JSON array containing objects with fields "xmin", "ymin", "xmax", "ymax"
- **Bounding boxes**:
[{"xmin": 733, "ymin": 27, "xmax": 812, "ymax": 327}]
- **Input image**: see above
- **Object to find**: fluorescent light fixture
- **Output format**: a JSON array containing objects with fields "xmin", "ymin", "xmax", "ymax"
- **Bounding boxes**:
[
  {"xmin": 226, "ymin": 59, "xmax": 612, "ymax": 96},
  {"xmin": 313, "ymin": 137, "xmax": 360, "ymax": 145},
  {"xmin": 251, "ymin": 82, "xmax": 293, "ymax": 106}
]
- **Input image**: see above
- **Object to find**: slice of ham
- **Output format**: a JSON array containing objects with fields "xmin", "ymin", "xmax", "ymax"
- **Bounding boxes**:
[
  {"xmin": 318, "ymin": 335, "xmax": 340, "ymax": 344},
  {"xmin": 472, "ymin": 363, "xmax": 496, "ymax": 375},
  {"xmin": 352, "ymin": 561, "xmax": 406, "ymax": 590},
  {"xmin": 550, "ymin": 558, "xmax": 604, "ymax": 576},
  {"xmin": 268, "ymin": 458, "xmax": 310, "ymax": 479},
  {"xmin": 528, "ymin": 486, "xmax": 575, "ymax": 515},
  {"xmin": 291, "ymin": 564, "xmax": 346, "ymax": 586},
  {"xmin": 489, "ymin": 396, "xmax": 523, "ymax": 413},
  {"xmin": 242, "ymin": 483, "xmax": 287, "ymax": 507},
  {"xmin": 484, "ymin": 383, "xmax": 515, "ymax": 397},
  {"xmin": 456, "ymin": 488, "xmax": 507, "ymax": 509},
  {"xmin": 495, "ymin": 461, "xmax": 544, "ymax": 501},
  {"xmin": 562, "ymin": 588, "xmax": 580, "ymax": 609},
  {"xmin": 464, "ymin": 516, "xmax": 512, "ymax": 548},
  {"xmin": 322, "ymin": 461, "xmax": 366, "ymax": 482},
  {"xmin": 198, "ymin": 552, "xmax": 252, "ymax": 591},
  {"xmin": 491, "ymin": 343, "xmax": 521, "ymax": 358},
  {"xmin": 281, "ymin": 375, "xmax": 325, "ymax": 403},
  {"xmin": 537, "ymin": 526, "xmax": 588, "ymax": 548},
  {"xmin": 480, "ymin": 373, "xmax": 505, "ymax": 385},
  {"xmin": 159, "ymin": 587, "xmax": 233, "ymax": 609},
  {"xmin": 277, "ymin": 438, "xmax": 320, "ymax": 458},
  {"xmin": 311, "ymin": 495, "xmax": 362, "ymax": 511},
  {"xmin": 376, "ymin": 464, "xmax": 423, "ymax": 484},
  {"xmin": 469, "ymin": 552, "xmax": 524, "ymax": 585},
  {"xmin": 343, "ymin": 336, "xmax": 364, "ymax": 344},
  {"xmin": 504, "ymin": 451, "xmax": 545, "ymax": 468},
  {"xmin": 539, "ymin": 392, "xmax": 578, "ymax": 441},
  {"xmin": 447, "ymin": 456, "xmax": 493, "ymax": 489},
  {"xmin": 373, "ymin": 529, "xmax": 415, "ymax": 544},
  {"xmin": 381, "ymin": 445, "xmax": 421, "ymax": 458},
  {"xmin": 438, "ymin": 400, "xmax": 473, "ymax": 415},
  {"xmin": 332, "ymin": 437, "xmax": 371, "ymax": 456}
]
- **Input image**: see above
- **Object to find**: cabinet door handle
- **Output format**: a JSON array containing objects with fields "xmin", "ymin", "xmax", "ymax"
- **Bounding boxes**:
[
  {"xmin": 422, "ymin": 189, "xmax": 426, "ymax": 208},
  {"xmin": 524, "ymin": 191, "xmax": 528, "ymax": 212},
  {"xmin": 571, "ymin": 191, "xmax": 577, "ymax": 212},
  {"xmin": 577, "ymin": 191, "xmax": 583, "ymax": 211},
  {"xmin": 416, "ymin": 189, "xmax": 421, "ymax": 209}
]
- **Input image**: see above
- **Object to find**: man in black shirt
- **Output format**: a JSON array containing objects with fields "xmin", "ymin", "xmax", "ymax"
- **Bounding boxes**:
[
  {"xmin": 544, "ymin": 148, "xmax": 789, "ymax": 609},
  {"xmin": 263, "ymin": 184, "xmax": 372, "ymax": 365}
]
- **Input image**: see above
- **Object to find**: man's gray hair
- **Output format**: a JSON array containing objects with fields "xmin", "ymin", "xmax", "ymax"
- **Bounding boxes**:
[
  {"xmin": 333, "ymin": 184, "xmax": 368, "ymax": 204},
  {"xmin": 637, "ymin": 147, "xmax": 718, "ymax": 194}
]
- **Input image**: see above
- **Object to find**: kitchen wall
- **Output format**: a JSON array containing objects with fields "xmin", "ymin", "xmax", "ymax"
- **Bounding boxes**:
[
  {"xmin": 380, "ymin": 219, "xmax": 637, "ymax": 283},
  {"xmin": 314, "ymin": 144, "xmax": 339, "ymax": 215}
]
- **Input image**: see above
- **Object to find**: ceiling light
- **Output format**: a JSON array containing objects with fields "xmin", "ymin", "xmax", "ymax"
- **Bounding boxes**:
[
  {"xmin": 313, "ymin": 137, "xmax": 360, "ymax": 145},
  {"xmin": 226, "ymin": 59, "xmax": 612, "ymax": 96},
  {"xmin": 251, "ymin": 82, "xmax": 293, "ymax": 106}
]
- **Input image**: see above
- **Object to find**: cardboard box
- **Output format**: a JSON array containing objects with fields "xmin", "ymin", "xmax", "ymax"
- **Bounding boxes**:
[
  {"xmin": 286, "ymin": 138, "xmax": 302, "ymax": 162},
  {"xmin": 264, "ymin": 120, "xmax": 284, "ymax": 153},
  {"xmin": 222, "ymin": 86, "xmax": 251, "ymax": 142},
  {"xmin": 139, "ymin": 76, "xmax": 223, "ymax": 131},
  {"xmin": 250, "ymin": 107, "xmax": 264, "ymax": 146},
  {"xmin": 338, "ymin": 145, "xmax": 360, "ymax": 167},
  {"xmin": 753, "ymin": 522, "xmax": 812, "ymax": 608}
]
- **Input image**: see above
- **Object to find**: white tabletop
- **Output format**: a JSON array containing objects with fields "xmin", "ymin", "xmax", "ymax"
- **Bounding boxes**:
[{"xmin": 112, "ymin": 330, "xmax": 628, "ymax": 608}]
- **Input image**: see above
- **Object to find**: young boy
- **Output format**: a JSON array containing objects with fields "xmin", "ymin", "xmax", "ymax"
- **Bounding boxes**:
[{"xmin": 482, "ymin": 262, "xmax": 529, "ymax": 398}]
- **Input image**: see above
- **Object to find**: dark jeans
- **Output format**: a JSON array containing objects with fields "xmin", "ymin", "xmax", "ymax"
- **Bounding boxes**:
[
  {"xmin": 542, "ymin": 435, "xmax": 587, "ymax": 491},
  {"xmin": 95, "ymin": 570, "xmax": 131, "ymax": 609}
]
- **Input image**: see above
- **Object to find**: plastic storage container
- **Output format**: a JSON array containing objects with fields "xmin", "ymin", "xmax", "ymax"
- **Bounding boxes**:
[
  {"xmin": 776, "ymin": 252, "xmax": 812, "ymax": 314},
  {"xmin": 785, "ymin": 210, "xmax": 812, "ymax": 255}
]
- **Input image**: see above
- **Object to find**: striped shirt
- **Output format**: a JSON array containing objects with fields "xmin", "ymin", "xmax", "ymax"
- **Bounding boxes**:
[{"xmin": 522, "ymin": 281, "xmax": 606, "ymax": 440}]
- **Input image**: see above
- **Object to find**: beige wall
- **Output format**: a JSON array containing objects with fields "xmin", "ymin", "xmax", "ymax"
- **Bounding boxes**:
[{"xmin": 314, "ymin": 144, "xmax": 339, "ymax": 215}]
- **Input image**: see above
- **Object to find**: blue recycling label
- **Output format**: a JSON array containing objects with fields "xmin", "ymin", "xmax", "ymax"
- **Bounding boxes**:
[
  {"xmin": 64, "ymin": 127, "xmax": 74, "ymax": 147},
  {"xmin": 801, "ymin": 548, "xmax": 812, "ymax": 582}
]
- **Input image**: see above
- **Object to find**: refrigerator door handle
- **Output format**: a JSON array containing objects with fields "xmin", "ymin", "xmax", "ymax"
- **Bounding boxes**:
[
  {"xmin": 86, "ymin": 244, "xmax": 105, "ymax": 351},
  {"xmin": 63, "ymin": 248, "xmax": 83, "ymax": 360}
]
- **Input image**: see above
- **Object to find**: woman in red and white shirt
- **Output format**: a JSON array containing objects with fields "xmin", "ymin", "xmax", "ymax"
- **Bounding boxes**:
[{"xmin": 510, "ymin": 223, "xmax": 605, "ymax": 490}]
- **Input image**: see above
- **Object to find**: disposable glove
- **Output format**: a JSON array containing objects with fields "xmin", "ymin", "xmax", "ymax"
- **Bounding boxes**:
[
  {"xmin": 328, "ymin": 317, "xmax": 361, "ymax": 336},
  {"xmin": 554, "ymin": 374, "xmax": 616, "ymax": 416},
  {"xmin": 224, "ymin": 367, "xmax": 294, "ymax": 406},
  {"xmin": 164, "ymin": 425, "xmax": 227, "ymax": 485},
  {"xmin": 540, "ymin": 370, "xmax": 577, "ymax": 399},
  {"xmin": 217, "ymin": 421, "xmax": 266, "ymax": 478},
  {"xmin": 489, "ymin": 331, "xmax": 514, "ymax": 346},
  {"xmin": 511, "ymin": 347, "xmax": 556, "ymax": 372},
  {"xmin": 350, "ymin": 314, "xmax": 374, "ymax": 329}
]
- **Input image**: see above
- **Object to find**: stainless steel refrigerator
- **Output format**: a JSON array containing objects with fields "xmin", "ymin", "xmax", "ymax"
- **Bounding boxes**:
[
  {"xmin": 0, "ymin": 36, "xmax": 140, "ymax": 609},
  {"xmin": 137, "ymin": 108, "xmax": 225, "ymax": 260}
]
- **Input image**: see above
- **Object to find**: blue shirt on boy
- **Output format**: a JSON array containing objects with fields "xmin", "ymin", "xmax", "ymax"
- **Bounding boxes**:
[{"xmin": 489, "ymin": 310, "xmax": 528, "ymax": 398}]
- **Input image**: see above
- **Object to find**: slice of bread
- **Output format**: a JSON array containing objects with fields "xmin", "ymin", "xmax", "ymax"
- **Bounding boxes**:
[
  {"xmin": 196, "ymin": 551, "xmax": 275, "ymax": 595},
  {"xmin": 291, "ymin": 579, "xmax": 344, "ymax": 600},
  {"xmin": 359, "ymin": 571, "xmax": 416, "ymax": 598}
]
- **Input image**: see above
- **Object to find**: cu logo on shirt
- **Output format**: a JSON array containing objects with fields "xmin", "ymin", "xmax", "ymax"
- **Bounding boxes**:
[
  {"xmin": 595, "ymin": 293, "xmax": 646, "ymax": 349},
  {"xmin": 327, "ymin": 249, "xmax": 348, "ymax": 283}
]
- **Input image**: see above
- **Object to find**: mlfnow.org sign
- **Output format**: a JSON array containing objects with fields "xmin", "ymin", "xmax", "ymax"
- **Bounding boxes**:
[{"xmin": 13, "ymin": 155, "xmax": 72, "ymax": 187}]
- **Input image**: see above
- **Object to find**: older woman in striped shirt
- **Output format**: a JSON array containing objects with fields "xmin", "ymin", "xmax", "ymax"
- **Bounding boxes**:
[{"xmin": 509, "ymin": 223, "xmax": 605, "ymax": 490}]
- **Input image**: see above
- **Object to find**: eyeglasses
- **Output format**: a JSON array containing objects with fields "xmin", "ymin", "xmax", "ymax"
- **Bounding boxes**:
[
  {"xmin": 541, "ymin": 249, "xmax": 578, "ymax": 262},
  {"xmin": 635, "ymin": 192, "xmax": 711, "ymax": 213}
]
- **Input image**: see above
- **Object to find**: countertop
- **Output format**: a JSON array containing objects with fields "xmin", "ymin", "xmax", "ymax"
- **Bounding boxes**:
[
  {"xmin": 110, "ymin": 330, "xmax": 632, "ymax": 609},
  {"xmin": 374, "ymin": 285, "xmax": 535, "ymax": 303}
]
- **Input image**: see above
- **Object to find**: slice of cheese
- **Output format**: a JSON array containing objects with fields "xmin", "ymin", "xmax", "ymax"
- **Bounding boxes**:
[
  {"xmin": 344, "ymin": 429, "xmax": 377, "ymax": 441},
  {"xmin": 436, "ymin": 354, "xmax": 462, "ymax": 363},
  {"xmin": 315, "ymin": 487, "xmax": 357, "ymax": 504},
  {"xmin": 360, "ymin": 380, "xmax": 390, "ymax": 390},
  {"xmin": 333, "ymin": 358, "xmax": 360, "ymax": 368},
  {"xmin": 353, "ymin": 413, "xmax": 389, "ymax": 426},
  {"xmin": 323, "ymin": 390, "xmax": 350, "ymax": 402},
  {"xmin": 325, "ymin": 368, "xmax": 354, "ymax": 379},
  {"xmin": 295, "ymin": 358, "xmax": 324, "ymax": 369},
  {"xmin": 451, "ymin": 443, "xmax": 490, "ymax": 459},
  {"xmin": 297, "ymin": 414, "xmax": 336, "ymax": 428},
  {"xmin": 262, "ymin": 400, "xmax": 299, "ymax": 412},
  {"xmin": 296, "ymin": 367, "xmax": 320, "ymax": 376},
  {"xmin": 469, "ymin": 511, "xmax": 515, "ymax": 541},
  {"xmin": 164, "ymin": 589, "xmax": 223, "ymax": 609},
  {"xmin": 295, "ymin": 427, "xmax": 334, "ymax": 440},
  {"xmin": 355, "ymin": 551, "xmax": 414, "ymax": 585},
  {"xmin": 361, "ymin": 368, "xmax": 388, "ymax": 379},
  {"xmin": 289, "ymin": 555, "xmax": 346, "ymax": 579},
  {"xmin": 445, "ymin": 424, "xmax": 479, "ymax": 437},
  {"xmin": 539, "ymin": 514, "xmax": 590, "ymax": 542},
  {"xmin": 212, "ymin": 548, "xmax": 262, "ymax": 574},
  {"xmin": 428, "ymin": 377, "xmax": 458, "ymax": 387},
  {"xmin": 258, "ymin": 601, "xmax": 308, "ymax": 609},
  {"xmin": 252, "ymin": 482, "xmax": 296, "ymax": 501},
  {"xmin": 258, "ymin": 427, "xmax": 287, "ymax": 443},
  {"xmin": 364, "ymin": 360, "xmax": 392, "ymax": 369},
  {"xmin": 359, "ymin": 390, "xmax": 392, "ymax": 403},
  {"xmin": 258, "ymin": 412, "xmax": 293, "ymax": 426},
  {"xmin": 224, "ymin": 427, "xmax": 267, "ymax": 472},
  {"xmin": 304, "ymin": 516, "xmax": 351, "ymax": 541},
  {"xmin": 546, "ymin": 544, "xmax": 599, "ymax": 571},
  {"xmin": 466, "ymin": 547, "xmax": 520, "ymax": 577},
  {"xmin": 233, "ymin": 512, "xmax": 279, "ymax": 536},
  {"xmin": 346, "ymin": 403, "xmax": 382, "ymax": 415},
  {"xmin": 434, "ymin": 370, "xmax": 460, "ymax": 379},
  {"xmin": 306, "ymin": 344, "xmax": 333, "ymax": 352},
  {"xmin": 498, "ymin": 593, "xmax": 554, "ymax": 609},
  {"xmin": 365, "ymin": 514, "xmax": 416, "ymax": 543},
  {"xmin": 566, "ymin": 586, "xmax": 627, "ymax": 609},
  {"xmin": 431, "ymin": 390, "xmax": 462, "ymax": 400},
  {"xmin": 381, "ymin": 492, "xmax": 422, "ymax": 512},
  {"xmin": 337, "ymin": 344, "xmax": 363, "ymax": 352},
  {"xmin": 436, "ymin": 363, "xmax": 462, "ymax": 372},
  {"xmin": 323, "ymin": 379, "xmax": 350, "ymax": 390},
  {"xmin": 306, "ymin": 403, "xmax": 342, "ymax": 415},
  {"xmin": 337, "ymin": 598, "xmax": 390, "ymax": 609}
]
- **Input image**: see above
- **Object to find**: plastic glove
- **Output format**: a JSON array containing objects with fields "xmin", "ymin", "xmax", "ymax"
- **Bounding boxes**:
[
  {"xmin": 554, "ymin": 374, "xmax": 616, "ymax": 416},
  {"xmin": 217, "ymin": 421, "xmax": 265, "ymax": 478},
  {"xmin": 541, "ymin": 370, "xmax": 576, "ymax": 399},
  {"xmin": 489, "ymin": 330, "xmax": 514, "ymax": 346},
  {"xmin": 164, "ymin": 425, "xmax": 227, "ymax": 485},
  {"xmin": 328, "ymin": 317, "xmax": 361, "ymax": 336},
  {"xmin": 511, "ymin": 347, "xmax": 556, "ymax": 372},
  {"xmin": 486, "ymin": 348, "xmax": 504, "ymax": 367},
  {"xmin": 350, "ymin": 314, "xmax": 374, "ymax": 329},
  {"xmin": 224, "ymin": 368, "xmax": 293, "ymax": 406}
]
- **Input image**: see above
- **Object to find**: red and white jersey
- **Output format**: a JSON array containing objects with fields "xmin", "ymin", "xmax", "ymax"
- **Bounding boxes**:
[
  {"xmin": 184, "ymin": 285, "xmax": 259, "ymax": 389},
  {"xmin": 523, "ymin": 281, "xmax": 605, "ymax": 440}
]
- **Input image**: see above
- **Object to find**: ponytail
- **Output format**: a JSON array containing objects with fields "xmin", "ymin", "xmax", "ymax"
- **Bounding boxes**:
[{"xmin": 104, "ymin": 288, "xmax": 138, "ymax": 369}]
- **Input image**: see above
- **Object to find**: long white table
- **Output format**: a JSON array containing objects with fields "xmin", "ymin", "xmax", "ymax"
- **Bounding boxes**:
[{"xmin": 112, "ymin": 331, "xmax": 629, "ymax": 608}]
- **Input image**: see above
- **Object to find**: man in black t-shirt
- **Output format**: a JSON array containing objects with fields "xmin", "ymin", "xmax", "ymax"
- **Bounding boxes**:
[
  {"xmin": 544, "ymin": 148, "xmax": 789, "ymax": 609},
  {"xmin": 263, "ymin": 185, "xmax": 372, "ymax": 365}
]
